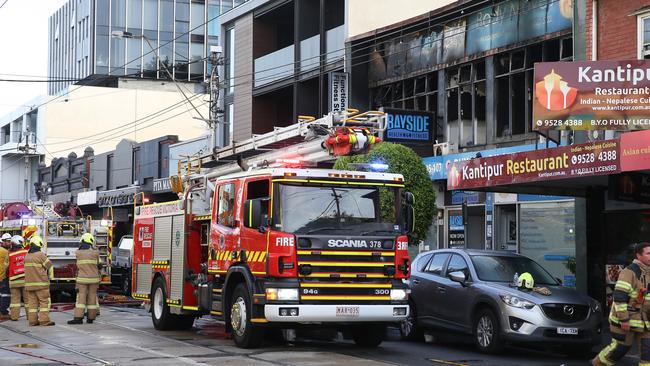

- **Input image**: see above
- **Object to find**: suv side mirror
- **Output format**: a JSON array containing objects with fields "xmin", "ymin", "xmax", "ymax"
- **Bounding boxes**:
[
  {"xmin": 448, "ymin": 271, "xmax": 466, "ymax": 285},
  {"xmin": 402, "ymin": 191, "xmax": 415, "ymax": 234},
  {"xmin": 243, "ymin": 198, "xmax": 269, "ymax": 232}
]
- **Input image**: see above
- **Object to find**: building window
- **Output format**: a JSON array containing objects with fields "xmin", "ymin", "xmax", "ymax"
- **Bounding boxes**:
[
  {"xmin": 494, "ymin": 38, "xmax": 571, "ymax": 139},
  {"xmin": 638, "ymin": 12, "xmax": 650, "ymax": 59},
  {"xmin": 226, "ymin": 27, "xmax": 235, "ymax": 93},
  {"xmin": 446, "ymin": 61, "xmax": 486, "ymax": 147}
]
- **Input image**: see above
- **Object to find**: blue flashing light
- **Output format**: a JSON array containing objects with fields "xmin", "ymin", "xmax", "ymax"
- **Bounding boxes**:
[{"xmin": 370, "ymin": 163, "xmax": 389, "ymax": 171}]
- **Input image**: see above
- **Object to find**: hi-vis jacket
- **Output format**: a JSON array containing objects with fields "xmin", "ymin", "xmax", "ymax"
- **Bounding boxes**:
[
  {"xmin": 8, "ymin": 248, "xmax": 27, "ymax": 288},
  {"xmin": 610, "ymin": 259, "xmax": 650, "ymax": 332},
  {"xmin": 75, "ymin": 248, "xmax": 100, "ymax": 284},
  {"xmin": 24, "ymin": 251, "xmax": 52, "ymax": 291}
]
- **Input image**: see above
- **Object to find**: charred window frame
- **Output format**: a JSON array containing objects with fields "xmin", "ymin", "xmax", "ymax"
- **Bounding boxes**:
[
  {"xmin": 446, "ymin": 61, "xmax": 486, "ymax": 148},
  {"xmin": 494, "ymin": 37, "xmax": 572, "ymax": 140},
  {"xmin": 370, "ymin": 71, "xmax": 438, "ymax": 118}
]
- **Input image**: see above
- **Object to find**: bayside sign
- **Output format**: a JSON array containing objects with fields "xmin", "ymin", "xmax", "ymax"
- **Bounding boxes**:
[
  {"xmin": 533, "ymin": 60, "xmax": 650, "ymax": 130},
  {"xmin": 383, "ymin": 108, "xmax": 434, "ymax": 143},
  {"xmin": 447, "ymin": 140, "xmax": 620, "ymax": 190}
]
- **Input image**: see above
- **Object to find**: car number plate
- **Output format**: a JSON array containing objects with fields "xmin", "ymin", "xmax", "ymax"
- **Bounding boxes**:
[
  {"xmin": 557, "ymin": 327, "xmax": 578, "ymax": 335},
  {"xmin": 336, "ymin": 306, "xmax": 360, "ymax": 317}
]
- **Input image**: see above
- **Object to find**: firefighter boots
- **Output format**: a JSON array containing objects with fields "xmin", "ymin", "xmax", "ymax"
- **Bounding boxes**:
[{"xmin": 68, "ymin": 317, "xmax": 83, "ymax": 324}]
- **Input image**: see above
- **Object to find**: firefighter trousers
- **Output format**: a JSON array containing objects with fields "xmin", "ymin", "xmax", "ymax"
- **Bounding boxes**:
[
  {"xmin": 74, "ymin": 283, "xmax": 99, "ymax": 320},
  {"xmin": 26, "ymin": 289, "xmax": 51, "ymax": 326},
  {"xmin": 9, "ymin": 287, "xmax": 26, "ymax": 321},
  {"xmin": 0, "ymin": 278, "xmax": 10, "ymax": 315},
  {"xmin": 597, "ymin": 325, "xmax": 650, "ymax": 365}
]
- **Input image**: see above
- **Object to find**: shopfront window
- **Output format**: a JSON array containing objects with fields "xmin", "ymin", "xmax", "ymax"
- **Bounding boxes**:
[{"xmin": 519, "ymin": 200, "xmax": 576, "ymax": 287}]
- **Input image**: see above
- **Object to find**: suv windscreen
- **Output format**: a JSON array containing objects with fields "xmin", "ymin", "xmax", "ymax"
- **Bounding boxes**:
[
  {"xmin": 471, "ymin": 255, "xmax": 558, "ymax": 285},
  {"xmin": 275, "ymin": 183, "xmax": 400, "ymax": 235}
]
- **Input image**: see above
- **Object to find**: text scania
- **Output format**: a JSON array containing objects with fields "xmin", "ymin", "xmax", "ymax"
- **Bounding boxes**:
[
  {"xmin": 578, "ymin": 64, "xmax": 650, "ymax": 86},
  {"xmin": 328, "ymin": 239, "xmax": 368, "ymax": 248}
]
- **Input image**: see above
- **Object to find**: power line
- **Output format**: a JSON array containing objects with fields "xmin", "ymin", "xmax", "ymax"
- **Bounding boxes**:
[{"xmin": 0, "ymin": 0, "xmax": 8, "ymax": 10}]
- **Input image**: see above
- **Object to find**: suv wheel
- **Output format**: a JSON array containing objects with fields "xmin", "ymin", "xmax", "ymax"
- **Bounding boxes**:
[
  {"xmin": 473, "ymin": 308, "xmax": 503, "ymax": 353},
  {"xmin": 400, "ymin": 302, "xmax": 423, "ymax": 341}
]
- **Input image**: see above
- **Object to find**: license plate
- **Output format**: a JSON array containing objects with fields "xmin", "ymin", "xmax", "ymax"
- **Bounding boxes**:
[
  {"xmin": 557, "ymin": 327, "xmax": 578, "ymax": 335},
  {"xmin": 336, "ymin": 306, "xmax": 360, "ymax": 317}
]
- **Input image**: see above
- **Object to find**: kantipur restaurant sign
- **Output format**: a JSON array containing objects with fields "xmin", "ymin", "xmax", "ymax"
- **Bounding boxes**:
[{"xmin": 533, "ymin": 60, "xmax": 650, "ymax": 130}]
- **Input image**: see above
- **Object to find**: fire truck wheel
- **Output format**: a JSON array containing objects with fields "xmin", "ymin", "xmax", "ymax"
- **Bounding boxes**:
[
  {"xmin": 151, "ymin": 277, "xmax": 173, "ymax": 330},
  {"xmin": 230, "ymin": 283, "xmax": 263, "ymax": 348},
  {"xmin": 351, "ymin": 324, "xmax": 385, "ymax": 348}
]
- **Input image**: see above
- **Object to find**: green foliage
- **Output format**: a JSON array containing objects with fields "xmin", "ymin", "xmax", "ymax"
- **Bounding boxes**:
[{"xmin": 334, "ymin": 143, "xmax": 436, "ymax": 244}]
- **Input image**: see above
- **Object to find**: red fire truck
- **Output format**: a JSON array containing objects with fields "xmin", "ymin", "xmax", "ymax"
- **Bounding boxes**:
[
  {"xmin": 131, "ymin": 111, "xmax": 415, "ymax": 348},
  {"xmin": 0, "ymin": 202, "xmax": 113, "ymax": 290}
]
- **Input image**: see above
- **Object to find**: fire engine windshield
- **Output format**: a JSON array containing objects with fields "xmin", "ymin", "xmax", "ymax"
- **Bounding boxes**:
[{"xmin": 275, "ymin": 183, "xmax": 400, "ymax": 235}]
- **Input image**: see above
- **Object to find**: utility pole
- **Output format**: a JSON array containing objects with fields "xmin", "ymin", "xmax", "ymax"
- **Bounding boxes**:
[
  {"xmin": 208, "ymin": 45, "xmax": 225, "ymax": 153},
  {"xmin": 17, "ymin": 128, "xmax": 36, "ymax": 202}
]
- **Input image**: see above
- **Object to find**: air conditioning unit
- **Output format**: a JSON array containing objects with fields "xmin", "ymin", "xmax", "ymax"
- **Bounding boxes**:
[{"xmin": 433, "ymin": 142, "xmax": 457, "ymax": 156}]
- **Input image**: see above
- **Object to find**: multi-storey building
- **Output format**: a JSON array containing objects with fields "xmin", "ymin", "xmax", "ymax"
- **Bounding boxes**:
[{"xmin": 48, "ymin": 0, "xmax": 247, "ymax": 95}]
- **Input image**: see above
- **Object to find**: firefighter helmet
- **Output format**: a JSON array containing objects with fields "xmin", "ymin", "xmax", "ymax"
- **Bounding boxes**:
[
  {"xmin": 29, "ymin": 235, "xmax": 44, "ymax": 249},
  {"xmin": 1, "ymin": 233, "xmax": 11, "ymax": 241},
  {"xmin": 517, "ymin": 272, "xmax": 534, "ymax": 289},
  {"xmin": 80, "ymin": 233, "xmax": 95, "ymax": 246},
  {"xmin": 10, "ymin": 235, "xmax": 24, "ymax": 247}
]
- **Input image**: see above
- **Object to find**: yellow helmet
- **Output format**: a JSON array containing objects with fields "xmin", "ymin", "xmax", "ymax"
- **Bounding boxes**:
[
  {"xmin": 517, "ymin": 272, "xmax": 534, "ymax": 289},
  {"xmin": 29, "ymin": 235, "xmax": 44, "ymax": 249},
  {"xmin": 80, "ymin": 233, "xmax": 95, "ymax": 246}
]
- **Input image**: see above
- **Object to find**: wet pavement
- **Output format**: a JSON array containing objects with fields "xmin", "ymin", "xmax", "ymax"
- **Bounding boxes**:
[{"xmin": 0, "ymin": 304, "xmax": 638, "ymax": 366}]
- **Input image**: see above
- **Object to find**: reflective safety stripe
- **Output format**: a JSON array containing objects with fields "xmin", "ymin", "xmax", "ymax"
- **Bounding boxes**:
[
  {"xmin": 599, "ymin": 340, "xmax": 616, "ymax": 366},
  {"xmin": 616, "ymin": 281, "xmax": 632, "ymax": 292},
  {"xmin": 614, "ymin": 303, "xmax": 628, "ymax": 312},
  {"xmin": 23, "ymin": 263, "xmax": 41, "ymax": 268},
  {"xmin": 87, "ymin": 305, "xmax": 99, "ymax": 310},
  {"xmin": 75, "ymin": 304, "xmax": 86, "ymax": 309},
  {"xmin": 77, "ymin": 260, "xmax": 98, "ymax": 265},
  {"xmin": 9, "ymin": 304, "xmax": 21, "ymax": 308},
  {"xmin": 28, "ymin": 309, "xmax": 38, "ymax": 313},
  {"xmin": 24, "ymin": 282, "xmax": 49, "ymax": 287},
  {"xmin": 76, "ymin": 277, "xmax": 100, "ymax": 284},
  {"xmin": 9, "ymin": 279, "xmax": 24, "ymax": 285},
  {"xmin": 9, "ymin": 274, "xmax": 24, "ymax": 280}
]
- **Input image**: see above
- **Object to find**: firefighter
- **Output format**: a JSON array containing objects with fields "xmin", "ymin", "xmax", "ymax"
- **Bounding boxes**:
[
  {"xmin": 24, "ymin": 235, "xmax": 54, "ymax": 326},
  {"xmin": 0, "ymin": 233, "xmax": 11, "ymax": 319},
  {"xmin": 593, "ymin": 242, "xmax": 650, "ymax": 365},
  {"xmin": 68, "ymin": 233, "xmax": 100, "ymax": 324},
  {"xmin": 7, "ymin": 235, "xmax": 28, "ymax": 321}
]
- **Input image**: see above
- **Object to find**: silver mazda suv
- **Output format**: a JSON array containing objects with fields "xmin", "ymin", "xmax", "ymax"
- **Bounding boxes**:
[{"xmin": 400, "ymin": 249, "xmax": 602, "ymax": 354}]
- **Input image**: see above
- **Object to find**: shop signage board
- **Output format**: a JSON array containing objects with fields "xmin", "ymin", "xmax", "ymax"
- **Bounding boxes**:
[
  {"xmin": 97, "ymin": 186, "xmax": 140, "ymax": 208},
  {"xmin": 447, "ymin": 139, "xmax": 620, "ymax": 190},
  {"xmin": 153, "ymin": 178, "xmax": 172, "ymax": 193},
  {"xmin": 383, "ymin": 108, "xmax": 434, "ymax": 143},
  {"xmin": 329, "ymin": 72, "xmax": 348, "ymax": 113},
  {"xmin": 620, "ymin": 129, "xmax": 650, "ymax": 171},
  {"xmin": 533, "ymin": 60, "xmax": 650, "ymax": 130},
  {"xmin": 608, "ymin": 173, "xmax": 650, "ymax": 204}
]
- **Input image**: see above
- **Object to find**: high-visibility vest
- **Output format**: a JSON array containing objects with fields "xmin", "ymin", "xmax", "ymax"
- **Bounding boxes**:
[{"xmin": 8, "ymin": 249, "xmax": 28, "ymax": 286}]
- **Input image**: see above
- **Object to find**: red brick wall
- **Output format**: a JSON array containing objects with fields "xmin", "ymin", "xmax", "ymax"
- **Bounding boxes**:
[{"xmin": 588, "ymin": 0, "xmax": 650, "ymax": 60}]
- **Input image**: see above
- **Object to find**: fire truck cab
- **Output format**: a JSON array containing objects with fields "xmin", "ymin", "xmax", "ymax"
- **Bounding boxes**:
[{"xmin": 132, "ymin": 167, "xmax": 414, "ymax": 348}]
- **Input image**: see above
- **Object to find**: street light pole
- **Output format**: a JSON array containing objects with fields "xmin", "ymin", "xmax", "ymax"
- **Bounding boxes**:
[{"xmin": 110, "ymin": 31, "xmax": 208, "ymax": 125}]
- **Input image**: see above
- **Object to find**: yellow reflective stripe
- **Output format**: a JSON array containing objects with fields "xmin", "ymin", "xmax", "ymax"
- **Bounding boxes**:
[
  {"xmin": 629, "ymin": 320, "xmax": 644, "ymax": 326},
  {"xmin": 75, "ymin": 304, "xmax": 86, "ymax": 309},
  {"xmin": 258, "ymin": 252, "xmax": 267, "ymax": 262},
  {"xmin": 9, "ymin": 279, "xmax": 25, "ymax": 285},
  {"xmin": 28, "ymin": 309, "xmax": 38, "ymax": 313},
  {"xmin": 25, "ymin": 282, "xmax": 49, "ymax": 286},
  {"xmin": 77, "ymin": 260, "xmax": 98, "ymax": 265},
  {"xmin": 24, "ymin": 263, "xmax": 41, "ymax": 267},
  {"xmin": 9, "ymin": 304, "xmax": 21, "ymax": 308},
  {"xmin": 614, "ymin": 303, "xmax": 628, "ymax": 311},
  {"xmin": 9, "ymin": 274, "xmax": 24, "ymax": 280},
  {"xmin": 76, "ymin": 277, "xmax": 100, "ymax": 284},
  {"xmin": 615, "ymin": 281, "xmax": 632, "ymax": 291},
  {"xmin": 599, "ymin": 340, "xmax": 616, "ymax": 366},
  {"xmin": 86, "ymin": 305, "xmax": 99, "ymax": 310}
]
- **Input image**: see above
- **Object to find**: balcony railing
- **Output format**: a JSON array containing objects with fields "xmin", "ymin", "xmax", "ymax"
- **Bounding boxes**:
[
  {"xmin": 325, "ymin": 25, "xmax": 345, "ymax": 64},
  {"xmin": 300, "ymin": 34, "xmax": 320, "ymax": 73},
  {"xmin": 254, "ymin": 45, "xmax": 294, "ymax": 88}
]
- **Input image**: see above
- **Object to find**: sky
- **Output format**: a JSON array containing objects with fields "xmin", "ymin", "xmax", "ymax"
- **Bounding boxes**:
[{"xmin": 0, "ymin": 0, "xmax": 67, "ymax": 118}]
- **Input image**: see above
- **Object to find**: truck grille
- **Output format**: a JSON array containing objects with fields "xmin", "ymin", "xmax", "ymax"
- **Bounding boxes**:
[
  {"xmin": 541, "ymin": 303, "xmax": 589, "ymax": 323},
  {"xmin": 296, "ymin": 250, "xmax": 397, "ymax": 304}
]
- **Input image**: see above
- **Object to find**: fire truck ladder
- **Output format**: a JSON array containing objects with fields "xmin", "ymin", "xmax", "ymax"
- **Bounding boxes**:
[
  {"xmin": 31, "ymin": 202, "xmax": 61, "ymax": 220},
  {"xmin": 180, "ymin": 109, "xmax": 386, "ymax": 176}
]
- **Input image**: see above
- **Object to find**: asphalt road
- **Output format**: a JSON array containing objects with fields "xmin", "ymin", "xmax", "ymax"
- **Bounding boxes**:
[{"xmin": 0, "ymin": 305, "xmax": 637, "ymax": 366}]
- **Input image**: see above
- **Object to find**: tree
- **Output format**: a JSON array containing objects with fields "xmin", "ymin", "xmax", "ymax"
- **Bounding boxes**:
[{"xmin": 334, "ymin": 143, "xmax": 436, "ymax": 245}]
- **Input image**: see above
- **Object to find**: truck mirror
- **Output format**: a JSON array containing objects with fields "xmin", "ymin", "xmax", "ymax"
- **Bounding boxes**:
[
  {"xmin": 402, "ymin": 191, "xmax": 415, "ymax": 234},
  {"xmin": 243, "ymin": 198, "xmax": 269, "ymax": 231}
]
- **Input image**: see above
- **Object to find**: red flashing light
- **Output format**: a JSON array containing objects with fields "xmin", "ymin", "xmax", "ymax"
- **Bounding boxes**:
[
  {"xmin": 277, "ymin": 158, "xmax": 302, "ymax": 166},
  {"xmin": 142, "ymin": 197, "xmax": 150, "ymax": 204}
]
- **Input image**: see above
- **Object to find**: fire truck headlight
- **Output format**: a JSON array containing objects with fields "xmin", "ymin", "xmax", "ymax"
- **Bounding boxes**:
[
  {"xmin": 266, "ymin": 288, "xmax": 299, "ymax": 301},
  {"xmin": 390, "ymin": 289, "xmax": 408, "ymax": 301}
]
